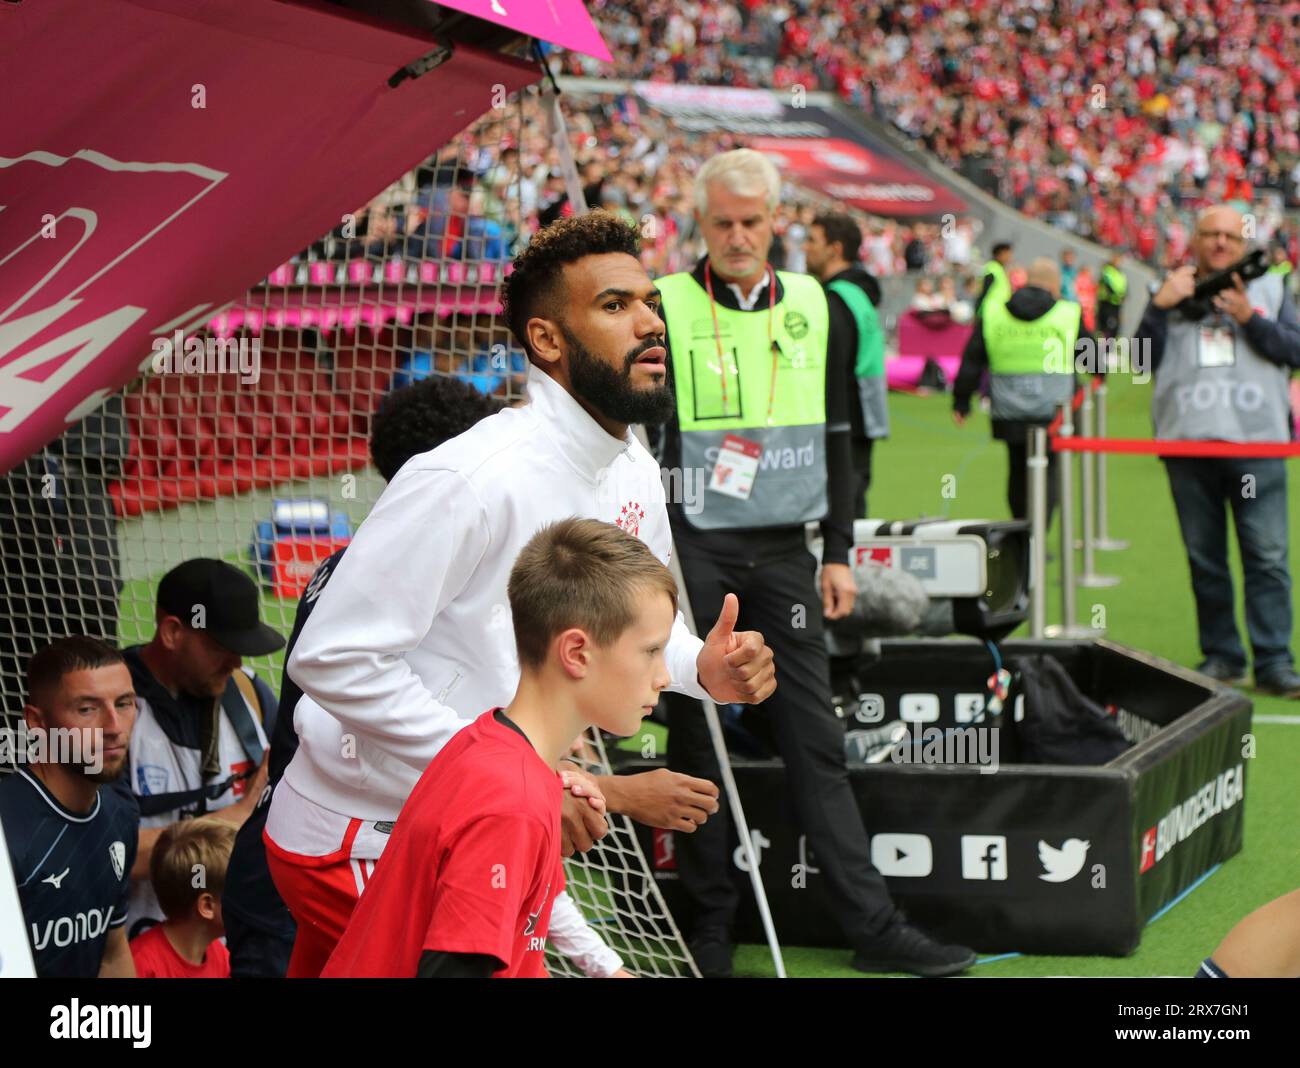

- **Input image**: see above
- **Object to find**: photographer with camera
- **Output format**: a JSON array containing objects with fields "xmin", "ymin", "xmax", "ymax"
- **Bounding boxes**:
[{"xmin": 1139, "ymin": 205, "xmax": 1300, "ymax": 696}]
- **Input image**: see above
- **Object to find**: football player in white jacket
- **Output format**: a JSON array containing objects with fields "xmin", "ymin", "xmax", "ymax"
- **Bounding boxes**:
[{"xmin": 266, "ymin": 212, "xmax": 776, "ymax": 977}]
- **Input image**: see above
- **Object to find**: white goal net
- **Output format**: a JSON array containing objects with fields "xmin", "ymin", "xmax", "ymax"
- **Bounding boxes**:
[{"xmin": 0, "ymin": 85, "xmax": 697, "ymax": 978}]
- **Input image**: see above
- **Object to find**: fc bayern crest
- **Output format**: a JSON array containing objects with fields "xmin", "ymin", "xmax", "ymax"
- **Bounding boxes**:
[{"xmin": 616, "ymin": 501, "xmax": 646, "ymax": 537}]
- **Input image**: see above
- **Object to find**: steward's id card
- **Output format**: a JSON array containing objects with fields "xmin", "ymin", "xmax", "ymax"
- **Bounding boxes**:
[
  {"xmin": 1197, "ymin": 325, "xmax": 1236, "ymax": 368},
  {"xmin": 707, "ymin": 433, "xmax": 761, "ymax": 500}
]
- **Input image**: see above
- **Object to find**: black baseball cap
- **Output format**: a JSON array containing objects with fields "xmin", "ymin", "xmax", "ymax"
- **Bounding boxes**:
[{"xmin": 156, "ymin": 559, "xmax": 286, "ymax": 657}]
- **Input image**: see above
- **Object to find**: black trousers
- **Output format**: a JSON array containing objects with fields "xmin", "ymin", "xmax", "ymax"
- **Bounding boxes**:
[
  {"xmin": 850, "ymin": 438, "xmax": 875, "ymax": 519},
  {"xmin": 1096, "ymin": 303, "xmax": 1121, "ymax": 341},
  {"xmin": 664, "ymin": 545, "xmax": 896, "ymax": 947},
  {"xmin": 1004, "ymin": 438, "xmax": 1059, "ymax": 524},
  {"xmin": 225, "ymin": 910, "xmax": 294, "ymax": 979}
]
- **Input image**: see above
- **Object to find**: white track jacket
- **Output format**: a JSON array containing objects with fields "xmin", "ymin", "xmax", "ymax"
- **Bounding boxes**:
[{"xmin": 268, "ymin": 364, "xmax": 709, "ymax": 975}]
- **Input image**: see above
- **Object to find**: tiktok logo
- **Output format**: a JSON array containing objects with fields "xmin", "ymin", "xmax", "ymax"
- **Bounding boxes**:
[{"xmin": 733, "ymin": 828, "xmax": 771, "ymax": 872}]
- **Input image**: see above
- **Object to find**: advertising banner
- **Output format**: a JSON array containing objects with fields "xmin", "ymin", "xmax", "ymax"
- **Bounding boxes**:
[
  {"xmin": 0, "ymin": 0, "xmax": 538, "ymax": 476},
  {"xmin": 628, "ymin": 82, "xmax": 967, "ymax": 218},
  {"xmin": 626, "ymin": 640, "xmax": 1249, "ymax": 956}
]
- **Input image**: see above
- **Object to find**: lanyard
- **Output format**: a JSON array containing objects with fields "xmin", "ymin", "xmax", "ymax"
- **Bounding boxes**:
[{"xmin": 703, "ymin": 261, "xmax": 782, "ymax": 425}]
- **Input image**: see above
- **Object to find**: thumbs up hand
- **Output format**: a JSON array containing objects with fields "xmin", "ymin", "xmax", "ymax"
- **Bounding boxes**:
[{"xmin": 696, "ymin": 593, "xmax": 777, "ymax": 705}]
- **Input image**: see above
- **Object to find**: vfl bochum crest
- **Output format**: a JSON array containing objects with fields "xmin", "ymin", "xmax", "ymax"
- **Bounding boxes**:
[{"xmin": 109, "ymin": 841, "xmax": 126, "ymax": 881}]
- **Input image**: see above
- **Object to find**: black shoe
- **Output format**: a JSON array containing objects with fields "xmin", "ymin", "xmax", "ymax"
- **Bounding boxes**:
[
  {"xmin": 851, "ymin": 913, "xmax": 977, "ymax": 977},
  {"xmin": 1255, "ymin": 667, "xmax": 1300, "ymax": 698},
  {"xmin": 688, "ymin": 930, "xmax": 734, "ymax": 978},
  {"xmin": 1196, "ymin": 659, "xmax": 1248, "ymax": 687}
]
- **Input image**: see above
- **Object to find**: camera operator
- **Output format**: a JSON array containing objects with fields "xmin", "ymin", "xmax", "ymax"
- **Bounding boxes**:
[{"xmin": 1139, "ymin": 205, "xmax": 1300, "ymax": 695}]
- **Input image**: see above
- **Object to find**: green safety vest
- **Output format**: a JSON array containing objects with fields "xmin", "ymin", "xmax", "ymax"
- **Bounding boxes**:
[
  {"xmin": 1099, "ymin": 263, "xmax": 1127, "ymax": 305},
  {"xmin": 658, "ymin": 269, "xmax": 829, "ymax": 531},
  {"xmin": 827, "ymin": 279, "xmax": 884, "ymax": 379},
  {"xmin": 1268, "ymin": 261, "xmax": 1292, "ymax": 277},
  {"xmin": 981, "ymin": 298, "xmax": 1079, "ymax": 422},
  {"xmin": 827, "ymin": 278, "xmax": 889, "ymax": 439},
  {"xmin": 979, "ymin": 259, "xmax": 1012, "ymax": 313}
]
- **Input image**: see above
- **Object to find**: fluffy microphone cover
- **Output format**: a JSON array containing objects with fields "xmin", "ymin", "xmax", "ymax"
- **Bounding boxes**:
[{"xmin": 836, "ymin": 560, "xmax": 929, "ymax": 637}]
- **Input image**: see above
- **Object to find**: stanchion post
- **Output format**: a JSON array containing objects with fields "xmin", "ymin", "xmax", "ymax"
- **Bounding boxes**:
[
  {"xmin": 1059, "ymin": 400, "xmax": 1078, "ymax": 628},
  {"xmin": 1029, "ymin": 426, "xmax": 1049, "ymax": 638},
  {"xmin": 1045, "ymin": 399, "xmax": 1102, "ymax": 638},
  {"xmin": 1094, "ymin": 379, "xmax": 1130, "ymax": 551},
  {"xmin": 1077, "ymin": 385, "xmax": 1119, "ymax": 588}
]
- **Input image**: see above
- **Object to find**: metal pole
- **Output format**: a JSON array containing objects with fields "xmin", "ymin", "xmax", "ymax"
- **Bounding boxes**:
[
  {"xmin": 1045, "ymin": 400, "xmax": 1102, "ymax": 638},
  {"xmin": 632, "ymin": 427, "xmax": 786, "ymax": 978},
  {"xmin": 1076, "ymin": 387, "xmax": 1119, "ymax": 588},
  {"xmin": 1094, "ymin": 380, "xmax": 1129, "ymax": 551},
  {"xmin": 1059, "ymin": 400, "xmax": 1078, "ymax": 628},
  {"xmin": 1029, "ymin": 426, "xmax": 1049, "ymax": 638}
]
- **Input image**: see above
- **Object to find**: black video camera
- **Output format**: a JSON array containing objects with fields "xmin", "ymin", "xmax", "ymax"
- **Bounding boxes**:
[{"xmin": 1177, "ymin": 247, "xmax": 1269, "ymax": 321}]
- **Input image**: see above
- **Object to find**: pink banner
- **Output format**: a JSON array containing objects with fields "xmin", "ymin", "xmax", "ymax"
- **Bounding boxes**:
[
  {"xmin": 426, "ymin": 1, "xmax": 612, "ymax": 62},
  {"xmin": 896, "ymin": 310, "xmax": 973, "ymax": 361},
  {"xmin": 0, "ymin": 0, "xmax": 538, "ymax": 476}
]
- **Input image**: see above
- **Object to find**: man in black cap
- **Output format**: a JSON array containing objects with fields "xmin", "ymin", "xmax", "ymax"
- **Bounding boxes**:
[{"xmin": 111, "ymin": 557, "xmax": 284, "ymax": 936}]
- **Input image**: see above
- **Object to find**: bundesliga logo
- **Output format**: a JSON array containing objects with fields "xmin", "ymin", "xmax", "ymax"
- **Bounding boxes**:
[{"xmin": 1139, "ymin": 764, "xmax": 1244, "ymax": 873}]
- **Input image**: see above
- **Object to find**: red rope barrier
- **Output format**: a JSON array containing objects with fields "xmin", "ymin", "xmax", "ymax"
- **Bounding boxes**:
[{"xmin": 1051, "ymin": 436, "xmax": 1300, "ymax": 457}]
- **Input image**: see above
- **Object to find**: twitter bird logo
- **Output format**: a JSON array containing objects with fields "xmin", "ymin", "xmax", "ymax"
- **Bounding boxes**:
[{"xmin": 1038, "ymin": 838, "xmax": 1090, "ymax": 882}]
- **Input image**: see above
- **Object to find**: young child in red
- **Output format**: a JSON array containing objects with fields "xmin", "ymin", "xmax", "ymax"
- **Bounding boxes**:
[
  {"xmin": 323, "ymin": 518, "xmax": 678, "ymax": 978},
  {"xmin": 131, "ymin": 818, "xmax": 235, "ymax": 978}
]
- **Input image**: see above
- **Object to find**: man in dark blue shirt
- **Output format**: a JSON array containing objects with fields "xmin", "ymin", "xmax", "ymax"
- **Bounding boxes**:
[
  {"xmin": 0, "ymin": 636, "xmax": 138, "ymax": 977},
  {"xmin": 221, "ymin": 373, "xmax": 504, "ymax": 976}
]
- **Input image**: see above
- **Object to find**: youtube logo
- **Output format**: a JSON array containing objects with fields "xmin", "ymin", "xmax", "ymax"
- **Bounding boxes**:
[
  {"xmin": 1139, "ymin": 826, "xmax": 1156, "ymax": 874},
  {"xmin": 870, "ymin": 833, "xmax": 933, "ymax": 877}
]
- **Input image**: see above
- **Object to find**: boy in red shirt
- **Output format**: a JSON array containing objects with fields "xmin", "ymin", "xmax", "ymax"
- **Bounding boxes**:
[
  {"xmin": 130, "ymin": 819, "xmax": 235, "ymax": 978},
  {"xmin": 323, "ymin": 518, "xmax": 678, "ymax": 978}
]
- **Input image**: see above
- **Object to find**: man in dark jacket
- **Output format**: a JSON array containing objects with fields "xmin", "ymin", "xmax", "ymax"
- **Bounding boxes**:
[
  {"xmin": 953, "ymin": 258, "xmax": 1092, "ymax": 521},
  {"xmin": 656, "ymin": 149, "xmax": 974, "ymax": 979},
  {"xmin": 804, "ymin": 212, "xmax": 888, "ymax": 516}
]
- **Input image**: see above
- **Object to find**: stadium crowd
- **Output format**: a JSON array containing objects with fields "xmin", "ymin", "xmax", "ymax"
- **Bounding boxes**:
[
  {"xmin": 330, "ymin": 90, "xmax": 982, "ymax": 286},
  {"xmin": 563, "ymin": 0, "xmax": 1300, "ymax": 269}
]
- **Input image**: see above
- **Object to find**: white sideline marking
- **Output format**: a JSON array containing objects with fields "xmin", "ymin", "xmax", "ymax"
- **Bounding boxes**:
[{"xmin": 1253, "ymin": 715, "xmax": 1300, "ymax": 724}]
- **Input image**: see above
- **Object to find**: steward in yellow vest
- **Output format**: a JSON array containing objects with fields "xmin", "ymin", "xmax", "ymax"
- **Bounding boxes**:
[
  {"xmin": 651, "ymin": 147, "xmax": 976, "ymax": 980},
  {"xmin": 952, "ymin": 258, "xmax": 1090, "ymax": 521},
  {"xmin": 1097, "ymin": 253, "xmax": 1127, "ymax": 339},
  {"xmin": 654, "ymin": 246, "xmax": 863, "ymax": 576},
  {"xmin": 977, "ymin": 242, "xmax": 1014, "ymax": 315}
]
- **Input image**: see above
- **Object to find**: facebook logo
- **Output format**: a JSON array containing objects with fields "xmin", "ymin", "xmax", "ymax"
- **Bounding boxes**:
[{"xmin": 960, "ymin": 835, "xmax": 1008, "ymax": 881}]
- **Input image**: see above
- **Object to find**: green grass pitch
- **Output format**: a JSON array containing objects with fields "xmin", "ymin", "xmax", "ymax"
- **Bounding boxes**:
[{"xmin": 118, "ymin": 371, "xmax": 1300, "ymax": 977}]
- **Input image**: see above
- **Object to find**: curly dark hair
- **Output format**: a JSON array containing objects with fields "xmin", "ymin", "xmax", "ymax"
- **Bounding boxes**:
[
  {"xmin": 500, "ymin": 211, "xmax": 642, "ymax": 359},
  {"xmin": 370, "ymin": 374, "xmax": 504, "ymax": 481}
]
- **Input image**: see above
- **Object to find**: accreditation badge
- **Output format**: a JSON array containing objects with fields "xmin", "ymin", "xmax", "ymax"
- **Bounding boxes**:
[
  {"xmin": 707, "ymin": 433, "xmax": 761, "ymax": 500},
  {"xmin": 1197, "ymin": 325, "xmax": 1236, "ymax": 368}
]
